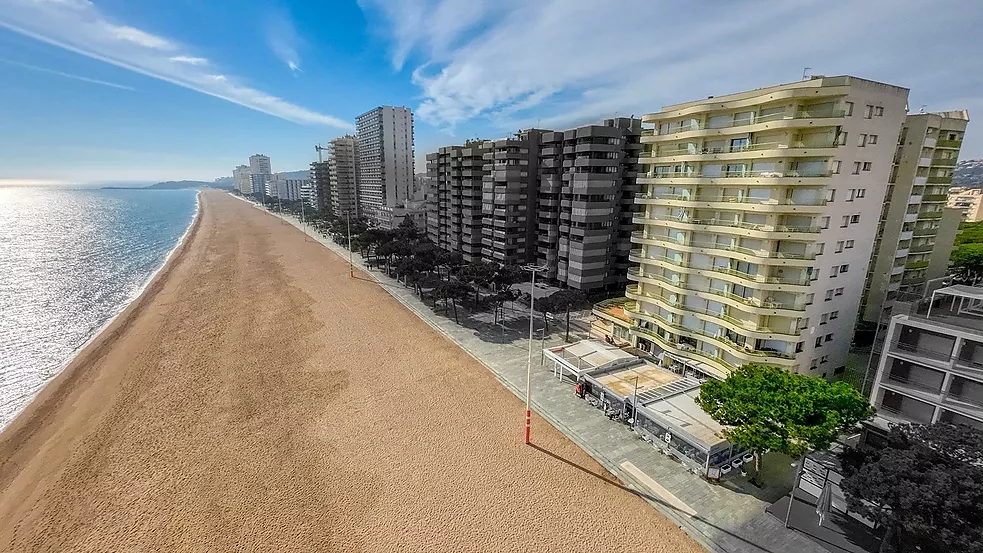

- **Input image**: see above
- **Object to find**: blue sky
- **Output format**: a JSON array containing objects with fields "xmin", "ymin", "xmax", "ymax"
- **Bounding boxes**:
[{"xmin": 1, "ymin": 0, "xmax": 982, "ymax": 184}]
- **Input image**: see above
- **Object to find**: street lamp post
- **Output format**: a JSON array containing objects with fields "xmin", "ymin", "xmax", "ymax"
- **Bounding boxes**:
[
  {"xmin": 521, "ymin": 264, "xmax": 548, "ymax": 444},
  {"xmin": 346, "ymin": 210, "xmax": 354, "ymax": 278}
]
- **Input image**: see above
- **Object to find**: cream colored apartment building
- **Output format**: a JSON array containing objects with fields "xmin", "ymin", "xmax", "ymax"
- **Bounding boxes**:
[
  {"xmin": 948, "ymin": 187, "xmax": 983, "ymax": 221},
  {"xmin": 628, "ymin": 75, "xmax": 909, "ymax": 379}
]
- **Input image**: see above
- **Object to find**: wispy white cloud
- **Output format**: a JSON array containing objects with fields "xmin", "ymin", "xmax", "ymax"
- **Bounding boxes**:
[
  {"xmin": 169, "ymin": 55, "xmax": 207, "ymax": 66},
  {"xmin": 362, "ymin": 0, "xmax": 983, "ymax": 155},
  {"xmin": 0, "ymin": 57, "xmax": 134, "ymax": 90},
  {"xmin": 266, "ymin": 10, "xmax": 302, "ymax": 73},
  {"xmin": 0, "ymin": 0, "xmax": 352, "ymax": 129}
]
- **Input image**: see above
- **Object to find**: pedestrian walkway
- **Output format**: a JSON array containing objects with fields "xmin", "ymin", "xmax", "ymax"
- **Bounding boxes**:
[{"xmin": 250, "ymin": 201, "xmax": 831, "ymax": 553}]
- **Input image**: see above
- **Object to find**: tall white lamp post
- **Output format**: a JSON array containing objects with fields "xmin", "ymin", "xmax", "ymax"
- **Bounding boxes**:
[{"xmin": 521, "ymin": 264, "xmax": 548, "ymax": 444}]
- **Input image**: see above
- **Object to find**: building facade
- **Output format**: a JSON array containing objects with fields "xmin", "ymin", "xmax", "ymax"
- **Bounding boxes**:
[
  {"xmin": 355, "ymin": 106, "xmax": 415, "ymax": 227},
  {"xmin": 233, "ymin": 164, "xmax": 251, "ymax": 194},
  {"xmin": 309, "ymin": 161, "xmax": 330, "ymax": 212},
  {"xmin": 628, "ymin": 75, "xmax": 909, "ymax": 379},
  {"xmin": 481, "ymin": 130, "xmax": 544, "ymax": 265},
  {"xmin": 862, "ymin": 111, "xmax": 969, "ymax": 322},
  {"xmin": 536, "ymin": 118, "xmax": 643, "ymax": 292},
  {"xmin": 328, "ymin": 135, "xmax": 359, "ymax": 218},
  {"xmin": 948, "ymin": 187, "xmax": 983, "ymax": 221},
  {"xmin": 425, "ymin": 141, "xmax": 491, "ymax": 261},
  {"xmin": 249, "ymin": 154, "xmax": 272, "ymax": 176},
  {"xmin": 867, "ymin": 286, "xmax": 983, "ymax": 433}
]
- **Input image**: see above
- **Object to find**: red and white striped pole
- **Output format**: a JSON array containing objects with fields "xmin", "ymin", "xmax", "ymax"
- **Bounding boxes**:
[
  {"xmin": 522, "ymin": 264, "xmax": 546, "ymax": 444},
  {"xmin": 347, "ymin": 210, "xmax": 354, "ymax": 278}
]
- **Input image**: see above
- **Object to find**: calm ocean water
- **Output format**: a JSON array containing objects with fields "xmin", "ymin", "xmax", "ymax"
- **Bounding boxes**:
[{"xmin": 0, "ymin": 187, "xmax": 198, "ymax": 429}]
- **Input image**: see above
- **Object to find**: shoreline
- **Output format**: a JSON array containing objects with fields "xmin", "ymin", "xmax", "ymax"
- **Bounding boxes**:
[{"xmin": 0, "ymin": 191, "xmax": 203, "ymax": 464}]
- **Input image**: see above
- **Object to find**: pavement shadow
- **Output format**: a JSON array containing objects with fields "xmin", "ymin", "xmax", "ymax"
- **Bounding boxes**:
[{"xmin": 527, "ymin": 443, "xmax": 783, "ymax": 553}]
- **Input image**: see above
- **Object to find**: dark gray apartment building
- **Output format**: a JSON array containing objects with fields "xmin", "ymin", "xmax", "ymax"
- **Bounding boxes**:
[
  {"xmin": 480, "ymin": 130, "xmax": 545, "ymax": 265},
  {"xmin": 537, "ymin": 118, "xmax": 642, "ymax": 291},
  {"xmin": 425, "ymin": 140, "xmax": 490, "ymax": 261}
]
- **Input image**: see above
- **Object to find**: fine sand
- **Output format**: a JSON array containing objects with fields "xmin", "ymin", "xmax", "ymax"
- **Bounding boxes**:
[{"xmin": 0, "ymin": 191, "xmax": 704, "ymax": 552}]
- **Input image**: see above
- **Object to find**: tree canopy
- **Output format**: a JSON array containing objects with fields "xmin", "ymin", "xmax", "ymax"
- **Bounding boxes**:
[
  {"xmin": 951, "ymin": 243, "xmax": 983, "ymax": 281},
  {"xmin": 538, "ymin": 289, "xmax": 589, "ymax": 341},
  {"xmin": 695, "ymin": 363, "xmax": 873, "ymax": 482},
  {"xmin": 839, "ymin": 423, "xmax": 983, "ymax": 553}
]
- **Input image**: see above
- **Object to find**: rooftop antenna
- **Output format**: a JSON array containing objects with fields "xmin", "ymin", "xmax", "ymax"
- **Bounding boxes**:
[{"xmin": 802, "ymin": 67, "xmax": 812, "ymax": 80}]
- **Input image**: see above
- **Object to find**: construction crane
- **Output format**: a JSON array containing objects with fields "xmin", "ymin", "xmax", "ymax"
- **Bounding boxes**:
[{"xmin": 314, "ymin": 143, "xmax": 329, "ymax": 163}]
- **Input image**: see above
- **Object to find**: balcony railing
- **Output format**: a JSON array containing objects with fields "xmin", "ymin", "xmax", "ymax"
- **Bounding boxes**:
[
  {"xmin": 921, "ymin": 194, "xmax": 949, "ymax": 202},
  {"xmin": 640, "ymin": 169, "xmax": 832, "ymax": 179},
  {"xmin": 886, "ymin": 373, "xmax": 943, "ymax": 395},
  {"xmin": 637, "ymin": 193, "xmax": 826, "ymax": 207},
  {"xmin": 936, "ymin": 139, "xmax": 963, "ymax": 148},
  {"xmin": 913, "ymin": 227, "xmax": 939, "ymax": 236},
  {"xmin": 917, "ymin": 211, "xmax": 944, "ymax": 220},
  {"xmin": 635, "ymin": 215, "xmax": 821, "ymax": 234},
  {"xmin": 630, "ymin": 233, "xmax": 816, "ymax": 260},
  {"xmin": 626, "ymin": 276, "xmax": 806, "ymax": 312},
  {"xmin": 931, "ymin": 158, "xmax": 958, "ymax": 167},
  {"xmin": 927, "ymin": 176, "xmax": 953, "ymax": 184},
  {"xmin": 905, "ymin": 260, "xmax": 930, "ymax": 270}
]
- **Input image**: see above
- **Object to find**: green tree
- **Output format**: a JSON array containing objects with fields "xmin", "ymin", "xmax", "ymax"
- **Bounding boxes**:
[
  {"xmin": 955, "ymin": 221, "xmax": 983, "ymax": 246},
  {"xmin": 951, "ymin": 243, "xmax": 983, "ymax": 282},
  {"xmin": 695, "ymin": 363, "xmax": 873, "ymax": 484},
  {"xmin": 538, "ymin": 289, "xmax": 589, "ymax": 342},
  {"xmin": 458, "ymin": 261, "xmax": 499, "ymax": 303},
  {"xmin": 839, "ymin": 423, "xmax": 983, "ymax": 553}
]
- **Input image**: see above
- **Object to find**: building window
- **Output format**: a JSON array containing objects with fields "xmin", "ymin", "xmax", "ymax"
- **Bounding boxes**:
[
  {"xmin": 820, "ymin": 355, "xmax": 830, "ymax": 364},
  {"xmin": 816, "ymin": 337, "xmax": 824, "ymax": 348},
  {"xmin": 862, "ymin": 162, "xmax": 873, "ymax": 171},
  {"xmin": 864, "ymin": 105, "xmax": 874, "ymax": 119},
  {"xmin": 825, "ymin": 289, "xmax": 834, "ymax": 301},
  {"xmin": 852, "ymin": 162, "xmax": 861, "ymax": 174},
  {"xmin": 834, "ymin": 287, "xmax": 844, "ymax": 296},
  {"xmin": 825, "ymin": 333, "xmax": 834, "ymax": 342},
  {"xmin": 821, "ymin": 313, "xmax": 829, "ymax": 325},
  {"xmin": 837, "ymin": 132, "xmax": 849, "ymax": 146},
  {"xmin": 830, "ymin": 310, "xmax": 839, "ymax": 319},
  {"xmin": 835, "ymin": 241, "xmax": 844, "ymax": 253},
  {"xmin": 806, "ymin": 293, "xmax": 815, "ymax": 305},
  {"xmin": 851, "ymin": 214, "xmax": 861, "ymax": 223},
  {"xmin": 857, "ymin": 189, "xmax": 866, "ymax": 198},
  {"xmin": 874, "ymin": 106, "xmax": 884, "ymax": 116},
  {"xmin": 869, "ymin": 134, "xmax": 878, "ymax": 145},
  {"xmin": 840, "ymin": 264, "xmax": 850, "ymax": 273},
  {"xmin": 832, "ymin": 160, "xmax": 841, "ymax": 174},
  {"xmin": 858, "ymin": 134, "xmax": 868, "ymax": 147},
  {"xmin": 816, "ymin": 242, "xmax": 826, "ymax": 255},
  {"xmin": 820, "ymin": 216, "xmax": 830, "ymax": 229},
  {"xmin": 826, "ymin": 189, "xmax": 836, "ymax": 202},
  {"xmin": 845, "ymin": 240, "xmax": 855, "ymax": 249},
  {"xmin": 811, "ymin": 268, "xmax": 820, "ymax": 281},
  {"xmin": 841, "ymin": 215, "xmax": 850, "ymax": 228},
  {"xmin": 845, "ymin": 101, "xmax": 854, "ymax": 116}
]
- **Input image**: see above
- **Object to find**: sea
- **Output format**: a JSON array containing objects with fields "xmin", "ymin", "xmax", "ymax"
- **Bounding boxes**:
[{"xmin": 0, "ymin": 186, "xmax": 199, "ymax": 430}]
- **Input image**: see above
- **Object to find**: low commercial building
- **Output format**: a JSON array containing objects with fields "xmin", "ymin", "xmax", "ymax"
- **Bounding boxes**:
[
  {"xmin": 543, "ymin": 340, "xmax": 751, "ymax": 475},
  {"xmin": 378, "ymin": 201, "xmax": 427, "ymax": 230},
  {"xmin": 948, "ymin": 186, "xmax": 983, "ymax": 221},
  {"xmin": 867, "ymin": 285, "xmax": 983, "ymax": 434}
]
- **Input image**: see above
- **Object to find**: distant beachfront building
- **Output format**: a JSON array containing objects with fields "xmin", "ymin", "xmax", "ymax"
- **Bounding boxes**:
[
  {"xmin": 233, "ymin": 165, "xmax": 251, "ymax": 194},
  {"xmin": 249, "ymin": 154, "xmax": 272, "ymax": 176},
  {"xmin": 328, "ymin": 135, "xmax": 359, "ymax": 218},
  {"xmin": 948, "ymin": 187, "xmax": 983, "ymax": 221},
  {"xmin": 268, "ymin": 171, "xmax": 308, "ymax": 202},
  {"xmin": 356, "ymin": 106, "xmax": 415, "ymax": 227}
]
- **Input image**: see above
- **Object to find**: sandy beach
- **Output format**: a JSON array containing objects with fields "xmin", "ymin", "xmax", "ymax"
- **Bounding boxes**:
[{"xmin": 0, "ymin": 190, "xmax": 703, "ymax": 552}]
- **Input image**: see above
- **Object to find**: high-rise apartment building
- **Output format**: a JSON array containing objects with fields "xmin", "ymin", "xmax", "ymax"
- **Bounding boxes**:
[
  {"xmin": 862, "ymin": 111, "xmax": 969, "ymax": 322},
  {"xmin": 309, "ymin": 160, "xmax": 330, "ymax": 212},
  {"xmin": 426, "ymin": 140, "xmax": 491, "ymax": 261},
  {"xmin": 248, "ymin": 154, "xmax": 272, "ymax": 199},
  {"xmin": 628, "ymin": 75, "xmax": 908, "ymax": 379},
  {"xmin": 328, "ymin": 135, "xmax": 359, "ymax": 218},
  {"xmin": 480, "ymin": 130, "xmax": 544, "ymax": 265},
  {"xmin": 355, "ymin": 106, "xmax": 415, "ymax": 227},
  {"xmin": 233, "ymin": 165, "xmax": 251, "ymax": 194},
  {"xmin": 536, "ymin": 118, "xmax": 643, "ymax": 291}
]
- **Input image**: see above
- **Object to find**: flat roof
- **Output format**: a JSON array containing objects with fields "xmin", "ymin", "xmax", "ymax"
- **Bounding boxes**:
[
  {"xmin": 549, "ymin": 340, "xmax": 635, "ymax": 370},
  {"xmin": 595, "ymin": 364, "xmax": 681, "ymax": 398},
  {"xmin": 640, "ymin": 389, "xmax": 729, "ymax": 448}
]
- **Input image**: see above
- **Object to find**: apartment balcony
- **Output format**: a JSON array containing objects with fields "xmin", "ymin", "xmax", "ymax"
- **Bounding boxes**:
[
  {"xmin": 913, "ymin": 227, "xmax": 938, "ymax": 237},
  {"xmin": 625, "ymin": 306, "xmax": 798, "ymax": 370},
  {"xmin": 909, "ymin": 243, "xmax": 934, "ymax": 254},
  {"xmin": 625, "ymin": 275, "xmax": 807, "ymax": 316},
  {"xmin": 629, "ymin": 233, "xmax": 815, "ymax": 265},
  {"xmin": 627, "ymin": 254, "xmax": 810, "ymax": 291},
  {"xmin": 903, "ymin": 213, "xmax": 919, "ymax": 223},
  {"xmin": 635, "ymin": 193, "xmax": 826, "ymax": 214},
  {"xmin": 877, "ymin": 390, "xmax": 936, "ymax": 425},
  {"xmin": 927, "ymin": 175, "xmax": 953, "ymax": 184},
  {"xmin": 632, "ymin": 215, "xmax": 821, "ymax": 240},
  {"xmin": 899, "ymin": 230, "xmax": 914, "ymax": 241},
  {"xmin": 905, "ymin": 260, "xmax": 930, "ymax": 270},
  {"xmin": 931, "ymin": 157, "xmax": 958, "ymax": 167},
  {"xmin": 636, "ymin": 169, "xmax": 832, "ymax": 187},
  {"xmin": 644, "ymin": 141, "xmax": 839, "ymax": 164},
  {"xmin": 921, "ymin": 194, "xmax": 949, "ymax": 202},
  {"xmin": 936, "ymin": 139, "xmax": 963, "ymax": 148},
  {"xmin": 641, "ymin": 109, "xmax": 845, "ymax": 143},
  {"xmin": 917, "ymin": 157, "xmax": 933, "ymax": 166},
  {"xmin": 913, "ymin": 176, "xmax": 928, "ymax": 185},
  {"xmin": 917, "ymin": 211, "xmax": 944, "ymax": 220}
]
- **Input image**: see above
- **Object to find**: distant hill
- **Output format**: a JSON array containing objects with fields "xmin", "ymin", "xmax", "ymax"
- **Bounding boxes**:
[
  {"xmin": 954, "ymin": 159, "xmax": 983, "ymax": 188},
  {"xmin": 147, "ymin": 180, "xmax": 213, "ymax": 190}
]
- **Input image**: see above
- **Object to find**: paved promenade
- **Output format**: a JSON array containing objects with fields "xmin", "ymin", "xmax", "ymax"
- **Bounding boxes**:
[{"xmin": 258, "ymin": 202, "xmax": 831, "ymax": 553}]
